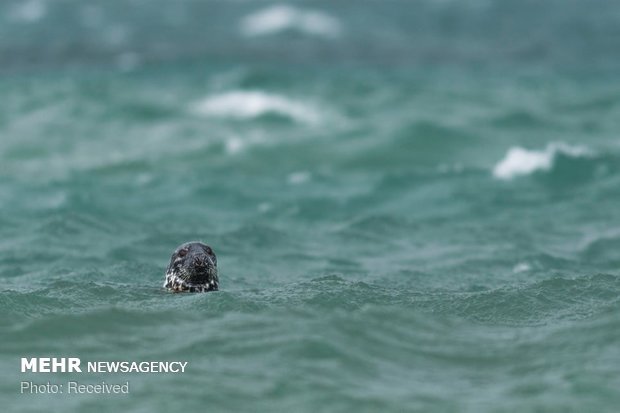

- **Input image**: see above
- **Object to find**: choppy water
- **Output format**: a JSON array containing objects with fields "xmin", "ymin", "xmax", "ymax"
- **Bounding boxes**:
[{"xmin": 2, "ymin": 1, "xmax": 620, "ymax": 412}]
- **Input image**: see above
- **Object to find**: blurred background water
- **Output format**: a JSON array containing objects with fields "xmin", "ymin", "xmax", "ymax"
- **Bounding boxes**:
[{"xmin": 1, "ymin": 0, "xmax": 620, "ymax": 412}]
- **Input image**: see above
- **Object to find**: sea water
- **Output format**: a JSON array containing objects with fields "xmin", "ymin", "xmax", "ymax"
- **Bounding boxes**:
[{"xmin": 1, "ymin": 1, "xmax": 620, "ymax": 412}]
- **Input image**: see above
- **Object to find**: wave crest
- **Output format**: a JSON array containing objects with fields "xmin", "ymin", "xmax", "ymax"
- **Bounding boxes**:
[
  {"xmin": 492, "ymin": 142, "xmax": 591, "ymax": 180},
  {"xmin": 240, "ymin": 4, "xmax": 341, "ymax": 38},
  {"xmin": 190, "ymin": 90, "xmax": 322, "ymax": 124}
]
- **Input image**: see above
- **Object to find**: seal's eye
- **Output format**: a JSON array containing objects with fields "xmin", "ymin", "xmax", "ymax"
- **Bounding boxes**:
[
  {"xmin": 205, "ymin": 247, "xmax": 213, "ymax": 255},
  {"xmin": 178, "ymin": 249, "xmax": 188, "ymax": 257}
]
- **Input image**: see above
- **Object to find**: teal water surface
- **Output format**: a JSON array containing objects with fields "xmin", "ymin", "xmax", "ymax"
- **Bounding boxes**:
[{"xmin": 2, "ymin": 1, "xmax": 620, "ymax": 412}]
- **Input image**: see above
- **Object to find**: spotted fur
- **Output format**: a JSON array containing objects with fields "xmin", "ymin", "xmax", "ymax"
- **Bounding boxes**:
[{"xmin": 163, "ymin": 242, "xmax": 219, "ymax": 293}]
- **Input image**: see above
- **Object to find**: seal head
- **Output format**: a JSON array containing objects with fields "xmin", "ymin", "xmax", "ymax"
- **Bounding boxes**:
[{"xmin": 164, "ymin": 242, "xmax": 218, "ymax": 292}]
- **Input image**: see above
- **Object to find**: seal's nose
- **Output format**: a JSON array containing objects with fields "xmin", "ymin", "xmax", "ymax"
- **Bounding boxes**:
[{"xmin": 193, "ymin": 256, "xmax": 210, "ymax": 268}]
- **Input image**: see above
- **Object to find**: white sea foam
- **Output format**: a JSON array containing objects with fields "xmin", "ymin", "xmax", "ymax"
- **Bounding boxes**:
[
  {"xmin": 240, "ymin": 4, "xmax": 341, "ymax": 38},
  {"xmin": 191, "ymin": 91, "xmax": 322, "ymax": 124},
  {"xmin": 512, "ymin": 262, "xmax": 531, "ymax": 273},
  {"xmin": 492, "ymin": 143, "xmax": 590, "ymax": 180}
]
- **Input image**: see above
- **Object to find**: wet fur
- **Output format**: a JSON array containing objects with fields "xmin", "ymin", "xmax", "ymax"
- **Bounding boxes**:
[{"xmin": 164, "ymin": 242, "xmax": 219, "ymax": 293}]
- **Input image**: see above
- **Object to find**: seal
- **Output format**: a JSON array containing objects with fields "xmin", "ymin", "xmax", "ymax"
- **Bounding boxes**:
[{"xmin": 164, "ymin": 242, "xmax": 219, "ymax": 292}]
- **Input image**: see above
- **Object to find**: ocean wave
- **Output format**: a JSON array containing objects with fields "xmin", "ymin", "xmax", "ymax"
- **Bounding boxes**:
[
  {"xmin": 240, "ymin": 4, "xmax": 341, "ymax": 38},
  {"xmin": 492, "ymin": 142, "xmax": 591, "ymax": 180},
  {"xmin": 579, "ymin": 227, "xmax": 620, "ymax": 265},
  {"xmin": 4, "ymin": 276, "xmax": 619, "ymax": 412},
  {"xmin": 415, "ymin": 273, "xmax": 620, "ymax": 325},
  {"xmin": 190, "ymin": 90, "xmax": 322, "ymax": 124},
  {"xmin": 5, "ymin": 272, "xmax": 618, "ymax": 331}
]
